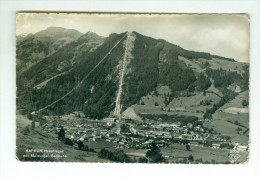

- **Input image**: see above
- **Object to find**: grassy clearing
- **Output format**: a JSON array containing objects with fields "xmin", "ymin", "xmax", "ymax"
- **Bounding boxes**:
[
  {"xmin": 168, "ymin": 92, "xmax": 221, "ymax": 110},
  {"xmin": 178, "ymin": 56, "xmax": 204, "ymax": 73},
  {"xmin": 85, "ymin": 141, "xmax": 116, "ymax": 151},
  {"xmin": 209, "ymin": 90, "xmax": 249, "ymax": 145},
  {"xmin": 122, "ymin": 144, "xmax": 247, "ymax": 163},
  {"xmin": 134, "ymin": 85, "xmax": 222, "ymax": 119},
  {"xmin": 213, "ymin": 111, "xmax": 249, "ymax": 128},
  {"xmin": 220, "ymin": 90, "xmax": 248, "ymax": 109},
  {"xmin": 16, "ymin": 114, "xmax": 31, "ymax": 128},
  {"xmin": 179, "ymin": 56, "xmax": 245, "ymax": 75},
  {"xmin": 198, "ymin": 58, "xmax": 245, "ymax": 75},
  {"xmin": 161, "ymin": 143, "xmax": 230, "ymax": 163},
  {"xmin": 125, "ymin": 144, "xmax": 231, "ymax": 163},
  {"xmin": 206, "ymin": 120, "xmax": 246, "ymax": 137},
  {"xmin": 133, "ymin": 104, "xmax": 203, "ymax": 118},
  {"xmin": 231, "ymin": 135, "xmax": 249, "ymax": 145},
  {"xmin": 213, "ymin": 90, "xmax": 249, "ymax": 128},
  {"xmin": 125, "ymin": 143, "xmax": 247, "ymax": 164}
]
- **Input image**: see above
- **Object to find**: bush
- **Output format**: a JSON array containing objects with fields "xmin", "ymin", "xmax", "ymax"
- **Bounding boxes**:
[
  {"xmin": 58, "ymin": 127, "xmax": 65, "ymax": 141},
  {"xmin": 145, "ymin": 141, "xmax": 165, "ymax": 163},
  {"xmin": 98, "ymin": 149, "xmax": 111, "ymax": 158},
  {"xmin": 82, "ymin": 145, "xmax": 89, "ymax": 151},
  {"xmin": 120, "ymin": 124, "xmax": 130, "ymax": 133},
  {"xmin": 154, "ymin": 102, "xmax": 159, "ymax": 106},
  {"xmin": 23, "ymin": 125, "xmax": 30, "ymax": 135},
  {"xmin": 88, "ymin": 148, "xmax": 95, "ymax": 152},
  {"xmin": 242, "ymin": 100, "xmax": 248, "ymax": 107},
  {"xmin": 27, "ymin": 114, "xmax": 33, "ymax": 120},
  {"xmin": 138, "ymin": 157, "xmax": 148, "ymax": 163},
  {"xmin": 77, "ymin": 140, "xmax": 84, "ymax": 150},
  {"xmin": 188, "ymin": 155, "xmax": 194, "ymax": 162},
  {"xmin": 186, "ymin": 144, "xmax": 191, "ymax": 151},
  {"xmin": 64, "ymin": 138, "xmax": 73, "ymax": 146},
  {"xmin": 182, "ymin": 158, "xmax": 188, "ymax": 164},
  {"xmin": 203, "ymin": 112, "xmax": 212, "ymax": 120}
]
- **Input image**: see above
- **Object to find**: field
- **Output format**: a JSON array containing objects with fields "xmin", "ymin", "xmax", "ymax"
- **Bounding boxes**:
[
  {"xmin": 178, "ymin": 56, "xmax": 245, "ymax": 75},
  {"xmin": 85, "ymin": 141, "xmax": 116, "ymax": 151},
  {"xmin": 206, "ymin": 120, "xmax": 246, "ymax": 137},
  {"xmin": 213, "ymin": 90, "xmax": 249, "ymax": 127},
  {"xmin": 178, "ymin": 56, "xmax": 205, "ymax": 73},
  {"xmin": 213, "ymin": 111, "xmax": 249, "ymax": 128},
  {"xmin": 206, "ymin": 90, "xmax": 249, "ymax": 144},
  {"xmin": 134, "ymin": 83, "xmax": 223, "ymax": 119},
  {"xmin": 199, "ymin": 57, "xmax": 245, "ymax": 74},
  {"xmin": 162, "ymin": 143, "xmax": 231, "ymax": 163},
  {"xmin": 125, "ymin": 143, "xmax": 233, "ymax": 163}
]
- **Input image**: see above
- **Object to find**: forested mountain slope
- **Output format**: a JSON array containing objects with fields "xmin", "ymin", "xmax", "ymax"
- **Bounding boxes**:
[
  {"xmin": 16, "ymin": 27, "xmax": 84, "ymax": 75},
  {"xmin": 17, "ymin": 30, "xmax": 105, "ymax": 87},
  {"xmin": 16, "ymin": 30, "xmax": 249, "ymax": 119}
]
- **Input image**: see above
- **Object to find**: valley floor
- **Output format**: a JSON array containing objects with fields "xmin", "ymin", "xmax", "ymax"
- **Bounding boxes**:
[{"xmin": 16, "ymin": 112, "xmax": 249, "ymax": 164}]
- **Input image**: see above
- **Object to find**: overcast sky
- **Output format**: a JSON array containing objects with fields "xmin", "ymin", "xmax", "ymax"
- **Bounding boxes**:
[{"xmin": 16, "ymin": 13, "xmax": 249, "ymax": 62}]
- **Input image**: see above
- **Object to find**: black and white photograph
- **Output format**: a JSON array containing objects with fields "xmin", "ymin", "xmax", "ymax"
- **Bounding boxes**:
[{"xmin": 15, "ymin": 12, "xmax": 250, "ymax": 164}]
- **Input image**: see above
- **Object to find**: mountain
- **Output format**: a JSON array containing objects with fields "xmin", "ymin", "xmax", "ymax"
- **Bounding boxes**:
[
  {"xmin": 17, "ymin": 30, "xmax": 105, "ymax": 88},
  {"xmin": 16, "ymin": 27, "xmax": 83, "ymax": 75},
  {"xmin": 16, "ymin": 30, "xmax": 249, "ymax": 120}
]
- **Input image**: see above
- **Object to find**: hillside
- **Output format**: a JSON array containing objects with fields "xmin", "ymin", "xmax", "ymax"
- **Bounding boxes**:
[
  {"xmin": 16, "ymin": 114, "xmax": 110, "ymax": 162},
  {"xmin": 16, "ymin": 30, "xmax": 249, "ymax": 121},
  {"xmin": 16, "ymin": 27, "xmax": 83, "ymax": 75},
  {"xmin": 17, "ymin": 31, "xmax": 105, "ymax": 88}
]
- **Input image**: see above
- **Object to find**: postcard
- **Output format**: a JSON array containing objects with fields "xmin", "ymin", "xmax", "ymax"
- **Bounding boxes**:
[{"xmin": 16, "ymin": 12, "xmax": 249, "ymax": 163}]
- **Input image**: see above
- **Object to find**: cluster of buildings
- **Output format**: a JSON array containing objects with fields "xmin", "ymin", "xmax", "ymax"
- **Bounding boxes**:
[{"xmin": 38, "ymin": 114, "xmax": 248, "ymax": 152}]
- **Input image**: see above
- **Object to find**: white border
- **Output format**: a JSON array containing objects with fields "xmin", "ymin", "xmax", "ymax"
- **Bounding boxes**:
[{"xmin": 0, "ymin": 0, "xmax": 260, "ymax": 179}]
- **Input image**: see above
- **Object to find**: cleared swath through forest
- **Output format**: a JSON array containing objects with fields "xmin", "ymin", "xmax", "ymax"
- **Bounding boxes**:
[
  {"xmin": 114, "ymin": 31, "xmax": 133, "ymax": 117},
  {"xmin": 31, "ymin": 33, "xmax": 127, "ymax": 114}
]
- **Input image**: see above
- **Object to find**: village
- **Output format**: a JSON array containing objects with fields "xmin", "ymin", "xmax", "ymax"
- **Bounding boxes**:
[{"xmin": 37, "ymin": 112, "xmax": 248, "ymax": 154}]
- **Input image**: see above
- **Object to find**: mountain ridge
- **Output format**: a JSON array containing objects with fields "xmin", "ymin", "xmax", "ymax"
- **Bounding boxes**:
[
  {"xmin": 16, "ymin": 27, "xmax": 84, "ymax": 75},
  {"xmin": 16, "ymin": 28, "xmax": 249, "ymax": 120}
]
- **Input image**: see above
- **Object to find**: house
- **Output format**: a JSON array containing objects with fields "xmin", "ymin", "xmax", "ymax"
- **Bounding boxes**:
[
  {"xmin": 181, "ymin": 134, "xmax": 193, "ymax": 140},
  {"xmin": 93, "ymin": 136, "xmax": 102, "ymax": 141},
  {"xmin": 192, "ymin": 134, "xmax": 203, "ymax": 140},
  {"xmin": 171, "ymin": 124, "xmax": 179, "ymax": 128},
  {"xmin": 79, "ymin": 134, "xmax": 87, "ymax": 141},
  {"xmin": 212, "ymin": 143, "xmax": 221, "ymax": 149},
  {"xmin": 236, "ymin": 145, "xmax": 248, "ymax": 151},
  {"xmin": 181, "ymin": 128, "xmax": 188, "ymax": 134}
]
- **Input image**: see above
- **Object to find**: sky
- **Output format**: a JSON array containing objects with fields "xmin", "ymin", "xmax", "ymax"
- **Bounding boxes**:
[{"xmin": 16, "ymin": 13, "xmax": 249, "ymax": 62}]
